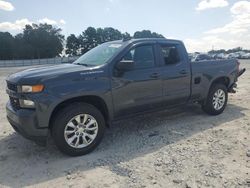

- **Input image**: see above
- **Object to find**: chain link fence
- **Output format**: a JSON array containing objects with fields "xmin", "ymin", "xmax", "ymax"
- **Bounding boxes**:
[{"xmin": 0, "ymin": 56, "xmax": 79, "ymax": 67}]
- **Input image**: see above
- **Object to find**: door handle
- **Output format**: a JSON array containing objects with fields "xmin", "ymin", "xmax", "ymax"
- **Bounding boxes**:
[
  {"xmin": 179, "ymin": 70, "xmax": 188, "ymax": 75},
  {"xmin": 150, "ymin": 72, "xmax": 160, "ymax": 78}
]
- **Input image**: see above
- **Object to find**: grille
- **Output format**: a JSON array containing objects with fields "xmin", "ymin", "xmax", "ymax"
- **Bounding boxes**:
[
  {"xmin": 7, "ymin": 82, "xmax": 18, "ymax": 92},
  {"xmin": 9, "ymin": 97, "xmax": 20, "ymax": 111}
]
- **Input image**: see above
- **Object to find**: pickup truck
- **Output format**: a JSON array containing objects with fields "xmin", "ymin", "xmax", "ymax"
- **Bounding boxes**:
[{"xmin": 5, "ymin": 38, "xmax": 245, "ymax": 156}]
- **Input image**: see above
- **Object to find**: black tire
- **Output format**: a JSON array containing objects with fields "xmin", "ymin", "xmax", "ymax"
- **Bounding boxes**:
[
  {"xmin": 51, "ymin": 102, "xmax": 105, "ymax": 156},
  {"xmin": 202, "ymin": 84, "xmax": 228, "ymax": 115}
]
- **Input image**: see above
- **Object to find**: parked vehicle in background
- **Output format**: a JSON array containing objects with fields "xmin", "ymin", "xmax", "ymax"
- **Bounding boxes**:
[
  {"xmin": 227, "ymin": 53, "xmax": 238, "ymax": 59},
  {"xmin": 214, "ymin": 53, "xmax": 227, "ymax": 59},
  {"xmin": 192, "ymin": 53, "xmax": 212, "ymax": 61},
  {"xmin": 5, "ymin": 38, "xmax": 245, "ymax": 156},
  {"xmin": 241, "ymin": 53, "xmax": 250, "ymax": 59}
]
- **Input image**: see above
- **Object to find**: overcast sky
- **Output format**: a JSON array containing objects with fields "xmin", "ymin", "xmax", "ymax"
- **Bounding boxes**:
[{"xmin": 0, "ymin": 0, "xmax": 249, "ymax": 52}]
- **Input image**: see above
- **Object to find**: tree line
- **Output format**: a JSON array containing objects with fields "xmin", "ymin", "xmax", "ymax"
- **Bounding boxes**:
[
  {"xmin": 0, "ymin": 24, "xmax": 164, "ymax": 60},
  {"xmin": 0, "ymin": 24, "xmax": 64, "ymax": 60},
  {"xmin": 208, "ymin": 47, "xmax": 250, "ymax": 54}
]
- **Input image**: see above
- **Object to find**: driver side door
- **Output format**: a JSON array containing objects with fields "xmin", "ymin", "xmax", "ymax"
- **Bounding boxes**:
[{"xmin": 111, "ymin": 44, "xmax": 163, "ymax": 118}]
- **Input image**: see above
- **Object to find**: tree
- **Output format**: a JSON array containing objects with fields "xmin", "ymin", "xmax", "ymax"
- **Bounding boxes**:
[
  {"xmin": 208, "ymin": 49, "xmax": 226, "ymax": 54},
  {"xmin": 208, "ymin": 47, "xmax": 248, "ymax": 54},
  {"xmin": 79, "ymin": 27, "xmax": 99, "ymax": 54},
  {"xmin": 0, "ymin": 32, "xmax": 15, "ymax": 60},
  {"xmin": 66, "ymin": 34, "xmax": 81, "ymax": 56},
  {"xmin": 122, "ymin": 32, "xmax": 131, "ymax": 40},
  {"xmin": 0, "ymin": 26, "xmax": 167, "ymax": 59},
  {"xmin": 100, "ymin": 27, "xmax": 123, "ymax": 42},
  {"xmin": 78, "ymin": 27, "xmax": 124, "ymax": 54},
  {"xmin": 22, "ymin": 24, "xmax": 64, "ymax": 59},
  {"xmin": 133, "ymin": 30, "xmax": 164, "ymax": 39},
  {"xmin": 66, "ymin": 28, "xmax": 165, "ymax": 56},
  {"xmin": 227, "ymin": 47, "xmax": 242, "ymax": 54},
  {"xmin": 0, "ymin": 24, "xmax": 64, "ymax": 60},
  {"xmin": 13, "ymin": 33, "xmax": 35, "ymax": 59}
]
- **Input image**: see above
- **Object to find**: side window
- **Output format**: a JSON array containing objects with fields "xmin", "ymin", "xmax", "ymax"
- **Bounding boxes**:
[
  {"xmin": 160, "ymin": 45, "xmax": 180, "ymax": 65},
  {"xmin": 123, "ymin": 45, "xmax": 155, "ymax": 69}
]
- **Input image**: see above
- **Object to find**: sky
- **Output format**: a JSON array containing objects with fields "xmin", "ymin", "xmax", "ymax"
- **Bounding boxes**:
[{"xmin": 0, "ymin": 0, "xmax": 250, "ymax": 52}]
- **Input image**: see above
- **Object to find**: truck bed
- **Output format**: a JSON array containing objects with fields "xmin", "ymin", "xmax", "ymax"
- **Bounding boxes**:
[{"xmin": 191, "ymin": 59, "xmax": 238, "ymax": 100}]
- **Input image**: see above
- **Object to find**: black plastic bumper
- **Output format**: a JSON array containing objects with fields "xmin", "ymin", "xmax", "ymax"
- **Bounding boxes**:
[
  {"xmin": 6, "ymin": 101, "xmax": 48, "ymax": 145},
  {"xmin": 238, "ymin": 68, "xmax": 246, "ymax": 77}
]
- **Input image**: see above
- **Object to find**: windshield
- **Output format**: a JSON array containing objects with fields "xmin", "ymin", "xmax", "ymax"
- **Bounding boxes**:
[{"xmin": 73, "ymin": 42, "xmax": 123, "ymax": 66}]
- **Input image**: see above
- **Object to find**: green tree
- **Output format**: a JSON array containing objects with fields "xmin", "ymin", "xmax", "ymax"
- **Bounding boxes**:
[
  {"xmin": 208, "ymin": 49, "xmax": 226, "ymax": 54},
  {"xmin": 227, "ymin": 47, "xmax": 242, "ymax": 54},
  {"xmin": 101, "ymin": 27, "xmax": 123, "ymax": 42},
  {"xmin": 78, "ymin": 27, "xmax": 124, "ymax": 54},
  {"xmin": 133, "ymin": 30, "xmax": 164, "ymax": 38},
  {"xmin": 122, "ymin": 32, "xmax": 131, "ymax": 40},
  {"xmin": 66, "ymin": 34, "xmax": 81, "ymax": 56},
  {"xmin": 23, "ymin": 23, "xmax": 64, "ymax": 59},
  {"xmin": 13, "ymin": 33, "xmax": 35, "ymax": 59},
  {"xmin": 79, "ymin": 27, "xmax": 99, "ymax": 54},
  {"xmin": 0, "ymin": 32, "xmax": 15, "ymax": 60}
]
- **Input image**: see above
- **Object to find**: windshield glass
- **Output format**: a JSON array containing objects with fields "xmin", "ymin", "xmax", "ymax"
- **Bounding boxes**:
[{"xmin": 73, "ymin": 42, "xmax": 123, "ymax": 66}]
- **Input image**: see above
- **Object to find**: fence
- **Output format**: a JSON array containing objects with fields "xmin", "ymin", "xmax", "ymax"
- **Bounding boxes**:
[{"xmin": 0, "ymin": 56, "xmax": 79, "ymax": 67}]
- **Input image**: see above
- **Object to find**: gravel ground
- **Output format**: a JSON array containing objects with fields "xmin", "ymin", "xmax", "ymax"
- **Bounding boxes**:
[{"xmin": 0, "ymin": 62, "xmax": 249, "ymax": 188}]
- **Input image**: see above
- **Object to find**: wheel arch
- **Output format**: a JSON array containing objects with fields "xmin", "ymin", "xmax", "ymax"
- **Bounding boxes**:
[
  {"xmin": 210, "ymin": 76, "xmax": 230, "ymax": 88},
  {"xmin": 203, "ymin": 76, "xmax": 230, "ymax": 103},
  {"xmin": 49, "ymin": 95, "xmax": 110, "ymax": 129}
]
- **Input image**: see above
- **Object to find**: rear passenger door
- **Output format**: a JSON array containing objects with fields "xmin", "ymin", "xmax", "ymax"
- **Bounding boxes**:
[{"xmin": 157, "ymin": 43, "xmax": 191, "ymax": 106}]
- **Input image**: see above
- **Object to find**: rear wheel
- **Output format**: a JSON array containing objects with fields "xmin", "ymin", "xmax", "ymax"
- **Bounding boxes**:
[
  {"xmin": 202, "ymin": 84, "xmax": 228, "ymax": 115},
  {"xmin": 51, "ymin": 103, "xmax": 105, "ymax": 156}
]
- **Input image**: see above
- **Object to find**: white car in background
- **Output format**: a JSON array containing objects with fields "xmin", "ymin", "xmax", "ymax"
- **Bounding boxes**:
[
  {"xmin": 241, "ymin": 53, "xmax": 250, "ymax": 59},
  {"xmin": 227, "ymin": 53, "xmax": 238, "ymax": 59},
  {"xmin": 215, "ymin": 53, "xmax": 227, "ymax": 59}
]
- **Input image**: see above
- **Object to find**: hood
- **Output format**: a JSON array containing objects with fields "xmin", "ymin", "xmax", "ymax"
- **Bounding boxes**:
[{"xmin": 6, "ymin": 64, "xmax": 97, "ymax": 84}]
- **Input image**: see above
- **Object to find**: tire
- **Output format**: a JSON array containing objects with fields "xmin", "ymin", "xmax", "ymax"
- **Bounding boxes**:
[
  {"xmin": 51, "ymin": 102, "xmax": 105, "ymax": 156},
  {"xmin": 202, "ymin": 84, "xmax": 228, "ymax": 115}
]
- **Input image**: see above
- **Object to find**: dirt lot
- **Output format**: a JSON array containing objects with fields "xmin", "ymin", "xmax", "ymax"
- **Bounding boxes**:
[{"xmin": 0, "ymin": 61, "xmax": 249, "ymax": 188}]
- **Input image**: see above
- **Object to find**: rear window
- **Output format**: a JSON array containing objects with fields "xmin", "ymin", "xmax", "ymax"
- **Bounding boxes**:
[{"xmin": 160, "ymin": 45, "xmax": 180, "ymax": 65}]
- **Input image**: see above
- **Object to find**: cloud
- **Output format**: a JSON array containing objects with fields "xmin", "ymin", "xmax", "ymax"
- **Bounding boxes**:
[
  {"xmin": 186, "ymin": 1, "xmax": 250, "ymax": 52},
  {"xmin": 59, "ymin": 19, "xmax": 66, "ymax": 25},
  {"xmin": 38, "ymin": 18, "xmax": 57, "ymax": 25},
  {"xmin": 0, "ymin": 0, "xmax": 14, "ymax": 11},
  {"xmin": 184, "ymin": 36, "xmax": 247, "ymax": 52},
  {"xmin": 196, "ymin": 0, "xmax": 229, "ymax": 11},
  {"xmin": 0, "ymin": 18, "xmax": 66, "ymax": 32},
  {"xmin": 231, "ymin": 0, "xmax": 250, "ymax": 14},
  {"xmin": 205, "ymin": 1, "xmax": 250, "ymax": 35},
  {"xmin": 0, "ymin": 19, "xmax": 31, "ymax": 31}
]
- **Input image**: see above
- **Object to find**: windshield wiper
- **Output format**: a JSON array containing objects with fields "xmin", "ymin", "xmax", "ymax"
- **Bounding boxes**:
[{"xmin": 74, "ymin": 63, "xmax": 92, "ymax": 67}]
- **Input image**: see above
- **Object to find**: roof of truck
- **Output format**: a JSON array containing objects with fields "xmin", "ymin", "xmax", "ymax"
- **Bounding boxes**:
[
  {"xmin": 104, "ymin": 38, "xmax": 184, "ymax": 47},
  {"xmin": 124, "ymin": 38, "xmax": 182, "ymax": 43}
]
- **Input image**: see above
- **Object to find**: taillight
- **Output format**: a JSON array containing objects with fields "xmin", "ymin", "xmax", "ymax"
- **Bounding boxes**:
[{"xmin": 236, "ymin": 60, "xmax": 240, "ymax": 73}]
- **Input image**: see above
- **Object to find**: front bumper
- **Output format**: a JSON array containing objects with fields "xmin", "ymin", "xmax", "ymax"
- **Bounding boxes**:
[{"xmin": 6, "ymin": 101, "xmax": 48, "ymax": 145}]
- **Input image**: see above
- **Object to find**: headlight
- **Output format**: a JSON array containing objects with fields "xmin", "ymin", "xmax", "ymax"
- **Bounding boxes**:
[
  {"xmin": 21, "ymin": 85, "xmax": 44, "ymax": 93},
  {"xmin": 19, "ymin": 99, "xmax": 35, "ymax": 108}
]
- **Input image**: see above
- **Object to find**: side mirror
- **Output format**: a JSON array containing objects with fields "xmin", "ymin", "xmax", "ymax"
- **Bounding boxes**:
[{"xmin": 116, "ymin": 60, "xmax": 134, "ymax": 71}]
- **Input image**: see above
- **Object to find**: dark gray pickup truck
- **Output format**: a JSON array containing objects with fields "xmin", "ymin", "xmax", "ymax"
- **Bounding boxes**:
[{"xmin": 6, "ymin": 38, "xmax": 245, "ymax": 156}]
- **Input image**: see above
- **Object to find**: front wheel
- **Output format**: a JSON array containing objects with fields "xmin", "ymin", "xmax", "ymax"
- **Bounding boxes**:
[
  {"xmin": 202, "ymin": 84, "xmax": 228, "ymax": 115},
  {"xmin": 51, "ymin": 103, "xmax": 105, "ymax": 156}
]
